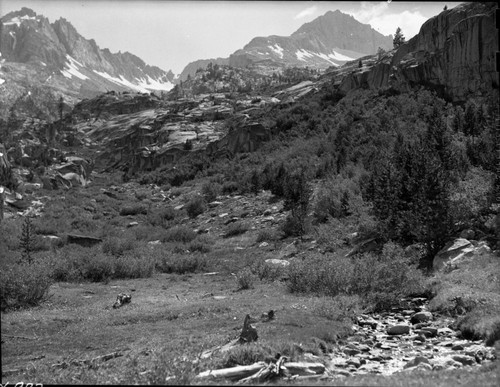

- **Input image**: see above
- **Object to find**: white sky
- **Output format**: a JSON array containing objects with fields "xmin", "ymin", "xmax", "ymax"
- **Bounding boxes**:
[{"xmin": 0, "ymin": 1, "xmax": 461, "ymax": 74}]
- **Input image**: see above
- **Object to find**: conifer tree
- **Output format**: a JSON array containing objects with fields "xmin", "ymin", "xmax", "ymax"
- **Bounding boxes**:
[{"xmin": 393, "ymin": 27, "xmax": 405, "ymax": 48}]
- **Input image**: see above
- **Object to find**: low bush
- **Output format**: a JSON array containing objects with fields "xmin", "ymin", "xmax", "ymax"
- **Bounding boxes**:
[
  {"xmin": 113, "ymin": 250, "xmax": 155, "ymax": 279},
  {"xmin": 281, "ymin": 212, "xmax": 311, "ymax": 237},
  {"xmin": 185, "ymin": 196, "xmax": 206, "ymax": 218},
  {"xmin": 0, "ymin": 259, "xmax": 53, "ymax": 311},
  {"xmin": 222, "ymin": 181, "xmax": 239, "ymax": 194},
  {"xmin": 79, "ymin": 252, "xmax": 114, "ymax": 282},
  {"xmin": 256, "ymin": 228, "xmax": 281, "ymax": 243},
  {"xmin": 224, "ymin": 222, "xmax": 249, "ymax": 237},
  {"xmin": 102, "ymin": 236, "xmax": 138, "ymax": 256},
  {"xmin": 119, "ymin": 204, "xmax": 148, "ymax": 216},
  {"xmin": 236, "ymin": 268, "xmax": 256, "ymax": 290},
  {"xmin": 161, "ymin": 226, "xmax": 197, "ymax": 243},
  {"xmin": 147, "ymin": 206, "xmax": 176, "ymax": 227},
  {"xmin": 311, "ymin": 295, "xmax": 361, "ymax": 323},
  {"xmin": 188, "ymin": 235, "xmax": 213, "ymax": 253},
  {"xmin": 156, "ymin": 253, "xmax": 207, "ymax": 274},
  {"xmin": 201, "ymin": 181, "xmax": 221, "ymax": 203},
  {"xmin": 134, "ymin": 190, "xmax": 149, "ymax": 201},
  {"xmin": 252, "ymin": 260, "xmax": 287, "ymax": 282}
]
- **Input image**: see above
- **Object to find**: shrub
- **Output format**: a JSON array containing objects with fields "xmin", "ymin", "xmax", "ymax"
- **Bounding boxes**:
[
  {"xmin": 224, "ymin": 221, "xmax": 249, "ymax": 237},
  {"xmin": 134, "ymin": 190, "xmax": 149, "ymax": 201},
  {"xmin": 222, "ymin": 181, "xmax": 239, "ymax": 194},
  {"xmin": 188, "ymin": 238, "xmax": 212, "ymax": 253},
  {"xmin": 161, "ymin": 226, "xmax": 197, "ymax": 243},
  {"xmin": 312, "ymin": 295, "xmax": 361, "ymax": 323},
  {"xmin": 1, "ymin": 259, "xmax": 53, "ymax": 311},
  {"xmin": 113, "ymin": 250, "xmax": 155, "ymax": 279},
  {"xmin": 252, "ymin": 260, "xmax": 287, "ymax": 282},
  {"xmin": 223, "ymin": 343, "xmax": 269, "ymax": 367},
  {"xmin": 33, "ymin": 218, "xmax": 61, "ymax": 236},
  {"xmin": 148, "ymin": 206, "xmax": 176, "ymax": 227},
  {"xmin": 201, "ymin": 181, "xmax": 221, "ymax": 203},
  {"xmin": 119, "ymin": 204, "xmax": 148, "ymax": 216},
  {"xmin": 236, "ymin": 268, "xmax": 256, "ymax": 290},
  {"xmin": 287, "ymin": 242, "xmax": 425, "ymax": 311},
  {"xmin": 156, "ymin": 253, "xmax": 207, "ymax": 274},
  {"xmin": 185, "ymin": 196, "xmax": 205, "ymax": 218},
  {"xmin": 79, "ymin": 252, "xmax": 114, "ymax": 282},
  {"xmin": 102, "ymin": 236, "xmax": 138, "ymax": 256},
  {"xmin": 256, "ymin": 228, "xmax": 281, "ymax": 243}
]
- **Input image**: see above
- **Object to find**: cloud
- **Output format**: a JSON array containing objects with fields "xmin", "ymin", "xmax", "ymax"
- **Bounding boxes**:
[
  {"xmin": 347, "ymin": 2, "xmax": 426, "ymax": 38},
  {"xmin": 294, "ymin": 6, "xmax": 318, "ymax": 20}
]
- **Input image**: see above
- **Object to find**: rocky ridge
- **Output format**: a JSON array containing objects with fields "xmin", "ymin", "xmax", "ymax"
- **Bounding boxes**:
[
  {"xmin": 0, "ymin": 7, "xmax": 175, "ymax": 120},
  {"xmin": 327, "ymin": 2, "xmax": 498, "ymax": 102}
]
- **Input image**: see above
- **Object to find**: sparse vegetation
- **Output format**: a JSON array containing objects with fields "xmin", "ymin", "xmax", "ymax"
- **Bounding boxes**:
[{"xmin": 161, "ymin": 225, "xmax": 197, "ymax": 243}]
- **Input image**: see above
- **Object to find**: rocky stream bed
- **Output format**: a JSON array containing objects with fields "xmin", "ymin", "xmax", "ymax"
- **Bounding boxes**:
[{"xmin": 324, "ymin": 297, "xmax": 496, "ymax": 376}]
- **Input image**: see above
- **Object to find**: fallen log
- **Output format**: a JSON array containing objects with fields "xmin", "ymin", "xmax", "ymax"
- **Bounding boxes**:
[
  {"xmin": 197, "ymin": 357, "xmax": 326, "ymax": 382},
  {"xmin": 283, "ymin": 361, "xmax": 326, "ymax": 375},
  {"xmin": 197, "ymin": 362, "xmax": 266, "ymax": 380}
]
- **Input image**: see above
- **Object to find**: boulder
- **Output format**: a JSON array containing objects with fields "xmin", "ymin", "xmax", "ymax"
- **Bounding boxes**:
[
  {"xmin": 67, "ymin": 234, "xmax": 102, "ymax": 247},
  {"xmin": 411, "ymin": 311, "xmax": 433, "ymax": 324},
  {"xmin": 452, "ymin": 354, "xmax": 477, "ymax": 366},
  {"xmin": 387, "ymin": 324, "xmax": 410, "ymax": 335},
  {"xmin": 404, "ymin": 356, "xmax": 430, "ymax": 369},
  {"xmin": 41, "ymin": 235, "xmax": 63, "ymax": 246},
  {"xmin": 432, "ymin": 238, "xmax": 474, "ymax": 271},
  {"xmin": 421, "ymin": 327, "xmax": 438, "ymax": 337},
  {"xmin": 264, "ymin": 259, "xmax": 290, "ymax": 267}
]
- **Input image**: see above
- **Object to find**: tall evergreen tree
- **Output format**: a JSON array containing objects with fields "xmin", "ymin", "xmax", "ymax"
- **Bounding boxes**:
[{"xmin": 393, "ymin": 27, "xmax": 406, "ymax": 48}]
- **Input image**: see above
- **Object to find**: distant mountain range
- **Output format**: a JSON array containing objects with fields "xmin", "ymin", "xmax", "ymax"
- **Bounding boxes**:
[
  {"xmin": 0, "ymin": 7, "xmax": 175, "ymax": 119},
  {"xmin": 179, "ymin": 10, "xmax": 393, "ymax": 81}
]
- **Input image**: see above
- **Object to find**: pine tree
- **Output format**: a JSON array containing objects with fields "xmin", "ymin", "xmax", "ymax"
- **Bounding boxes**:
[
  {"xmin": 20, "ymin": 216, "xmax": 35, "ymax": 265},
  {"xmin": 393, "ymin": 27, "xmax": 405, "ymax": 48}
]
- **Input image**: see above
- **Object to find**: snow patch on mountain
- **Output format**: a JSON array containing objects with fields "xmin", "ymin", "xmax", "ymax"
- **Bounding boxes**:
[
  {"xmin": 93, "ymin": 70, "xmax": 171, "ymax": 93},
  {"xmin": 61, "ymin": 54, "xmax": 89, "ymax": 80},
  {"xmin": 329, "ymin": 51, "xmax": 354, "ymax": 61},
  {"xmin": 136, "ymin": 75, "xmax": 173, "ymax": 91},
  {"xmin": 268, "ymin": 44, "xmax": 284, "ymax": 58},
  {"xmin": 296, "ymin": 49, "xmax": 314, "ymax": 61},
  {"xmin": 3, "ymin": 14, "xmax": 38, "ymax": 27}
]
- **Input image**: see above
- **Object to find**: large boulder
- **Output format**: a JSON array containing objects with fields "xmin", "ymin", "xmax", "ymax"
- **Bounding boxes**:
[
  {"xmin": 432, "ymin": 238, "xmax": 474, "ymax": 271},
  {"xmin": 67, "ymin": 234, "xmax": 102, "ymax": 247}
]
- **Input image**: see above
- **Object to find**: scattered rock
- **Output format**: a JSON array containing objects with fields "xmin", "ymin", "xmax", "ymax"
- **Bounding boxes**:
[
  {"xmin": 452, "ymin": 354, "xmax": 477, "ymax": 366},
  {"xmin": 403, "ymin": 356, "xmax": 430, "ymax": 369},
  {"xmin": 387, "ymin": 324, "xmax": 410, "ymax": 335},
  {"xmin": 421, "ymin": 327, "xmax": 438, "ymax": 337},
  {"xmin": 410, "ymin": 311, "xmax": 433, "ymax": 324}
]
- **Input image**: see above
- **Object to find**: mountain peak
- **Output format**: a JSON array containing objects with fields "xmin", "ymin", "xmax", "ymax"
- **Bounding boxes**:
[{"xmin": 1, "ymin": 7, "xmax": 39, "ymax": 25}]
